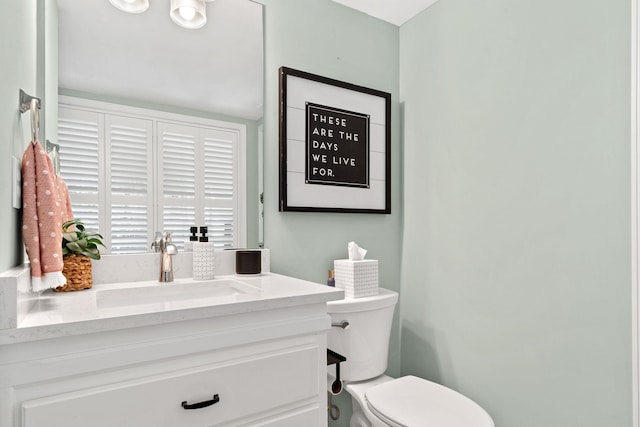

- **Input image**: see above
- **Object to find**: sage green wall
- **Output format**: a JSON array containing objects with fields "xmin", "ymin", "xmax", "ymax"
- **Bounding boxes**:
[
  {"xmin": 261, "ymin": 1, "xmax": 401, "ymax": 304},
  {"xmin": 261, "ymin": 1, "xmax": 401, "ymax": 424},
  {"xmin": 400, "ymin": 0, "xmax": 631, "ymax": 425},
  {"xmin": 3, "ymin": 1, "xmax": 633, "ymax": 425},
  {"xmin": 0, "ymin": 1, "xmax": 39, "ymax": 272}
]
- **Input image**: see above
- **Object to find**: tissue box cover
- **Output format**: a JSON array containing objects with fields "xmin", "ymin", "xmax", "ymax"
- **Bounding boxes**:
[{"xmin": 334, "ymin": 259, "xmax": 379, "ymax": 298}]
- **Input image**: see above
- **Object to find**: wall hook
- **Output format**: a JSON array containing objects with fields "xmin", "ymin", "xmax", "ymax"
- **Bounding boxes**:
[{"xmin": 19, "ymin": 89, "xmax": 41, "ymax": 141}]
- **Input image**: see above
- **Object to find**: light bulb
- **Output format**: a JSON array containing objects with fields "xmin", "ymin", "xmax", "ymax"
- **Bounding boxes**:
[
  {"xmin": 179, "ymin": 6, "xmax": 196, "ymax": 21},
  {"xmin": 109, "ymin": 0, "xmax": 149, "ymax": 13},
  {"xmin": 170, "ymin": 0, "xmax": 207, "ymax": 29}
]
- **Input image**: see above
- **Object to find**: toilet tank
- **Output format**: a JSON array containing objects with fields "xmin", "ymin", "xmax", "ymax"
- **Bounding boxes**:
[{"xmin": 327, "ymin": 288, "xmax": 398, "ymax": 382}]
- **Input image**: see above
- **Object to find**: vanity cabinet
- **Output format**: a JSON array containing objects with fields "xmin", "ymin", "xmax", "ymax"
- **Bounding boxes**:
[{"xmin": 0, "ymin": 303, "xmax": 333, "ymax": 427}]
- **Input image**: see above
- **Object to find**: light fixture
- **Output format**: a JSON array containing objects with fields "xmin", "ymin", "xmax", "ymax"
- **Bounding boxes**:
[
  {"xmin": 108, "ymin": 0, "xmax": 216, "ymax": 29},
  {"xmin": 170, "ymin": 0, "xmax": 207, "ymax": 29},
  {"xmin": 109, "ymin": 0, "xmax": 149, "ymax": 14}
]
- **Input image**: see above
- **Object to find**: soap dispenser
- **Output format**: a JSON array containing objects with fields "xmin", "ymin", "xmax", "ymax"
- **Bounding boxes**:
[{"xmin": 184, "ymin": 226, "xmax": 198, "ymax": 252}]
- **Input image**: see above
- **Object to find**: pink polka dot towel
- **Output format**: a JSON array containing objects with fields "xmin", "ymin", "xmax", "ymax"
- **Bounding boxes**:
[{"xmin": 21, "ymin": 140, "xmax": 71, "ymax": 292}]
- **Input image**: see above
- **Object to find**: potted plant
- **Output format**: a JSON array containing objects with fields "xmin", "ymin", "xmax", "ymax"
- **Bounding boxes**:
[{"xmin": 56, "ymin": 219, "xmax": 105, "ymax": 292}]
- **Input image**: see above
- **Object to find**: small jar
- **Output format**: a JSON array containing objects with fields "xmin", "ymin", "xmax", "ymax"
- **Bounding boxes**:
[{"xmin": 327, "ymin": 269, "xmax": 335, "ymax": 287}]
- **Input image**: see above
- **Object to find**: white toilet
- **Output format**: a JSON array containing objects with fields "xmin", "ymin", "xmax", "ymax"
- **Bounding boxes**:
[{"xmin": 327, "ymin": 288, "xmax": 494, "ymax": 427}]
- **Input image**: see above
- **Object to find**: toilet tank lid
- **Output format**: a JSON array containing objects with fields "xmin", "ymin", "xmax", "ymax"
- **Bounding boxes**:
[{"xmin": 327, "ymin": 288, "xmax": 398, "ymax": 313}]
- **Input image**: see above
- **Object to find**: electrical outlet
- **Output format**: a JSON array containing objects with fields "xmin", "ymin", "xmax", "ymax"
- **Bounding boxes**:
[{"xmin": 12, "ymin": 156, "xmax": 21, "ymax": 209}]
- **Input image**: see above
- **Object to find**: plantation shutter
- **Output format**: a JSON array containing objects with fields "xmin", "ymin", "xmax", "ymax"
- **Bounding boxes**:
[
  {"xmin": 202, "ymin": 127, "xmax": 238, "ymax": 248},
  {"xmin": 57, "ymin": 106, "xmax": 103, "ymax": 235},
  {"xmin": 58, "ymin": 97, "xmax": 246, "ymax": 254},
  {"xmin": 106, "ymin": 115, "xmax": 153, "ymax": 253},
  {"xmin": 157, "ymin": 122, "xmax": 241, "ymax": 249},
  {"xmin": 157, "ymin": 122, "xmax": 197, "ymax": 249}
]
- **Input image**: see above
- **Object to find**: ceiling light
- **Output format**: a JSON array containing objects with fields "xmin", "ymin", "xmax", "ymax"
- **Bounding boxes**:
[
  {"xmin": 109, "ymin": 0, "xmax": 149, "ymax": 14},
  {"xmin": 179, "ymin": 6, "xmax": 197, "ymax": 21},
  {"xmin": 170, "ymin": 0, "xmax": 207, "ymax": 29},
  {"xmin": 109, "ymin": 0, "xmax": 216, "ymax": 29}
]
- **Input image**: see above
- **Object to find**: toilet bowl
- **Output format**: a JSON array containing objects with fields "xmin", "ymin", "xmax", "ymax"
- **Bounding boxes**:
[{"xmin": 327, "ymin": 288, "xmax": 494, "ymax": 427}]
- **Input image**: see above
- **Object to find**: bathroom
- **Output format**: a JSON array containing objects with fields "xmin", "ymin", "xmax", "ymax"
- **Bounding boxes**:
[{"xmin": 0, "ymin": 0, "xmax": 632, "ymax": 426}]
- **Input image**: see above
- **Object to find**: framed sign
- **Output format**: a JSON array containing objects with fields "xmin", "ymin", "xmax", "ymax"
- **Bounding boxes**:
[{"xmin": 279, "ymin": 67, "xmax": 391, "ymax": 214}]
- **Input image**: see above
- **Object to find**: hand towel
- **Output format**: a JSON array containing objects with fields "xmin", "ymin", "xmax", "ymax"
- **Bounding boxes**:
[
  {"xmin": 56, "ymin": 175, "xmax": 74, "ymax": 223},
  {"xmin": 22, "ymin": 141, "xmax": 67, "ymax": 292}
]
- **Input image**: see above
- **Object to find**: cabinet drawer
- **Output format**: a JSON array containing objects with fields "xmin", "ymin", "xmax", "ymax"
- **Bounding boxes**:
[
  {"xmin": 253, "ymin": 407, "xmax": 319, "ymax": 427},
  {"xmin": 22, "ymin": 346, "xmax": 319, "ymax": 427}
]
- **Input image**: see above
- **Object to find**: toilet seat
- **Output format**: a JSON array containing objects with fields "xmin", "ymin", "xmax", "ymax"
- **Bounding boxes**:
[{"xmin": 364, "ymin": 376, "xmax": 494, "ymax": 427}]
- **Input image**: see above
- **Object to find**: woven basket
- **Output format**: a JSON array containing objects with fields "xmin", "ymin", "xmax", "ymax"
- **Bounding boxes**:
[{"xmin": 56, "ymin": 254, "xmax": 93, "ymax": 292}]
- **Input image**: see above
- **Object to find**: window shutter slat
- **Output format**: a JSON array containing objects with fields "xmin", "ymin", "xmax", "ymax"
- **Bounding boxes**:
[
  {"xmin": 110, "ymin": 122, "xmax": 150, "ymax": 196},
  {"xmin": 70, "ymin": 204, "xmax": 100, "ymax": 232},
  {"xmin": 111, "ymin": 204, "xmax": 149, "ymax": 254},
  {"xmin": 58, "ymin": 110, "xmax": 100, "ymax": 195},
  {"xmin": 159, "ymin": 126, "xmax": 196, "ymax": 199},
  {"xmin": 163, "ymin": 206, "xmax": 196, "ymax": 250},
  {"xmin": 204, "ymin": 135, "xmax": 235, "ymax": 200},
  {"xmin": 204, "ymin": 207, "xmax": 234, "ymax": 248}
]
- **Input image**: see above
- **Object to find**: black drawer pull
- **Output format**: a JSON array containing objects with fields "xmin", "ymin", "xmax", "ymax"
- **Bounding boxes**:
[{"xmin": 181, "ymin": 394, "xmax": 220, "ymax": 410}]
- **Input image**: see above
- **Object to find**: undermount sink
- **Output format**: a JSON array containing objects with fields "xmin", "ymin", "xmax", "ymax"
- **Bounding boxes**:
[{"xmin": 96, "ymin": 278, "xmax": 261, "ymax": 309}]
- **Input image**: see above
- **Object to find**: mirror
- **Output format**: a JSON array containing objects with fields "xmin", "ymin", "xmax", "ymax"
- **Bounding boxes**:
[{"xmin": 54, "ymin": 0, "xmax": 264, "ymax": 250}]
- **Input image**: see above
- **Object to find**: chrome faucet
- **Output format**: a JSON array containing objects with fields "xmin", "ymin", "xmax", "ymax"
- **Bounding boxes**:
[{"xmin": 151, "ymin": 232, "xmax": 178, "ymax": 282}]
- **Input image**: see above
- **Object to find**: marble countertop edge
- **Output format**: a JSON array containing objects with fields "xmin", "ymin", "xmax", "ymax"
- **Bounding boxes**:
[{"xmin": 0, "ymin": 273, "xmax": 344, "ymax": 345}]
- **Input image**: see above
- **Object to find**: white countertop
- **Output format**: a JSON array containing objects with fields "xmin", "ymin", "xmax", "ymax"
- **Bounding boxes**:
[{"xmin": 0, "ymin": 273, "xmax": 344, "ymax": 345}]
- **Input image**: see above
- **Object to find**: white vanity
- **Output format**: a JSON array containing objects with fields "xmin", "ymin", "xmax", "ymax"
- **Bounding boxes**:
[{"xmin": 0, "ymin": 259, "xmax": 343, "ymax": 427}]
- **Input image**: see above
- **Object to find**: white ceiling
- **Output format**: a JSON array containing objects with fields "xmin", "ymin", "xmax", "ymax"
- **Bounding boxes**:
[
  {"xmin": 57, "ymin": 0, "xmax": 263, "ymax": 120},
  {"xmin": 56, "ymin": 0, "xmax": 435, "ymax": 121},
  {"xmin": 332, "ymin": 0, "xmax": 439, "ymax": 26}
]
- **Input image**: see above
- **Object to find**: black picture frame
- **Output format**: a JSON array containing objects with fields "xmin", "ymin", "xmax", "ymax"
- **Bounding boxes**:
[{"xmin": 279, "ymin": 67, "xmax": 391, "ymax": 214}]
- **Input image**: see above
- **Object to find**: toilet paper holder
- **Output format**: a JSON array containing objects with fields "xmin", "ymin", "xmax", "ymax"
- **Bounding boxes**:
[
  {"xmin": 327, "ymin": 349, "xmax": 346, "ymax": 394},
  {"xmin": 327, "ymin": 349, "xmax": 346, "ymax": 421}
]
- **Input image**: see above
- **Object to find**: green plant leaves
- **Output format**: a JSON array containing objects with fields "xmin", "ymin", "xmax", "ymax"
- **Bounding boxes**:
[{"xmin": 62, "ymin": 219, "xmax": 105, "ymax": 260}]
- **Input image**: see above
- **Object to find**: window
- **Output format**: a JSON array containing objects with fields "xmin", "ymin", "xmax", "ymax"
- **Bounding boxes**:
[{"xmin": 57, "ymin": 96, "xmax": 246, "ymax": 253}]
